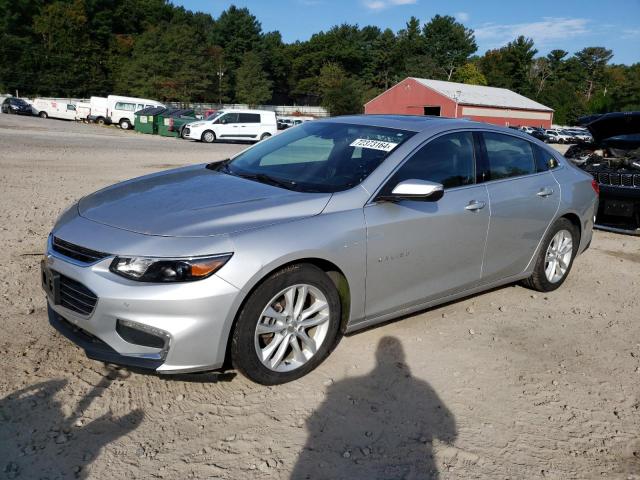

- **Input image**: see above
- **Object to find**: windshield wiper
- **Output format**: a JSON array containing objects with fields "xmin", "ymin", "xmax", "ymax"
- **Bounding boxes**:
[{"xmin": 235, "ymin": 172, "xmax": 298, "ymax": 190}]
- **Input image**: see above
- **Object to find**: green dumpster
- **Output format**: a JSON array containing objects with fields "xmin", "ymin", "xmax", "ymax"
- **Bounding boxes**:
[
  {"xmin": 134, "ymin": 106, "xmax": 166, "ymax": 134},
  {"xmin": 158, "ymin": 108, "xmax": 196, "ymax": 137}
]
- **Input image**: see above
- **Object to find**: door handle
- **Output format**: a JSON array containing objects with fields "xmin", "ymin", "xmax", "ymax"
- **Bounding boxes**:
[
  {"xmin": 537, "ymin": 187, "xmax": 554, "ymax": 197},
  {"xmin": 465, "ymin": 200, "xmax": 486, "ymax": 211}
]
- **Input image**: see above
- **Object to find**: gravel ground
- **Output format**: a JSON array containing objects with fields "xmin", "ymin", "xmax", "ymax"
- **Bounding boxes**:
[{"xmin": 0, "ymin": 114, "xmax": 638, "ymax": 480}]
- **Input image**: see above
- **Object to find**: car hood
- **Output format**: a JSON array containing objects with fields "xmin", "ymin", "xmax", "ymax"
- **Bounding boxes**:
[
  {"xmin": 78, "ymin": 165, "xmax": 332, "ymax": 237},
  {"xmin": 578, "ymin": 111, "xmax": 640, "ymax": 145}
]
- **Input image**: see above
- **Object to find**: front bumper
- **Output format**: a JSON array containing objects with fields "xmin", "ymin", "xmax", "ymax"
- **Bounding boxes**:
[
  {"xmin": 593, "ymin": 184, "xmax": 640, "ymax": 236},
  {"xmin": 42, "ymin": 240, "xmax": 241, "ymax": 373}
]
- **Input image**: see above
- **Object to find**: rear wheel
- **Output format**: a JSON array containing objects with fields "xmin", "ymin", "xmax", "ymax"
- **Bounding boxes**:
[
  {"xmin": 201, "ymin": 130, "xmax": 216, "ymax": 143},
  {"xmin": 119, "ymin": 118, "xmax": 131, "ymax": 130},
  {"xmin": 96, "ymin": 117, "xmax": 106, "ymax": 126},
  {"xmin": 522, "ymin": 218, "xmax": 578, "ymax": 292},
  {"xmin": 259, "ymin": 132, "xmax": 271, "ymax": 141},
  {"xmin": 39, "ymin": 111, "xmax": 48, "ymax": 119},
  {"xmin": 231, "ymin": 264, "xmax": 341, "ymax": 385}
]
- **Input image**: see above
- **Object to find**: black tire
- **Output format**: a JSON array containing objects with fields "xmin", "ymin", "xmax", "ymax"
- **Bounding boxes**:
[
  {"xmin": 39, "ymin": 111, "xmax": 48, "ymax": 119},
  {"xmin": 259, "ymin": 132, "xmax": 271, "ymax": 141},
  {"xmin": 96, "ymin": 117, "xmax": 106, "ymax": 126},
  {"xmin": 201, "ymin": 130, "xmax": 216, "ymax": 143},
  {"xmin": 522, "ymin": 218, "xmax": 579, "ymax": 292},
  {"xmin": 231, "ymin": 263, "xmax": 342, "ymax": 385},
  {"xmin": 119, "ymin": 118, "xmax": 131, "ymax": 130}
]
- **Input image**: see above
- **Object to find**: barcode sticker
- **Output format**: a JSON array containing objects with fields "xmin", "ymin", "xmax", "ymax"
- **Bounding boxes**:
[{"xmin": 350, "ymin": 138, "xmax": 398, "ymax": 152}]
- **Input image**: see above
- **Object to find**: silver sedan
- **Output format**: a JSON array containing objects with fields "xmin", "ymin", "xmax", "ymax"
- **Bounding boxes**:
[{"xmin": 42, "ymin": 115, "xmax": 598, "ymax": 384}]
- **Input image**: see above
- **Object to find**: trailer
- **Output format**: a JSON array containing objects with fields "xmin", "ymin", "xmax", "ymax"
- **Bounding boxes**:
[{"xmin": 86, "ymin": 97, "xmax": 109, "ymax": 125}]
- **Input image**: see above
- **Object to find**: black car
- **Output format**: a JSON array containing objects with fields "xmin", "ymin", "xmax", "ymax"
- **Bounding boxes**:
[
  {"xmin": 527, "ymin": 128, "xmax": 548, "ymax": 142},
  {"xmin": 565, "ymin": 111, "xmax": 640, "ymax": 235},
  {"xmin": 1, "ymin": 97, "xmax": 33, "ymax": 115}
]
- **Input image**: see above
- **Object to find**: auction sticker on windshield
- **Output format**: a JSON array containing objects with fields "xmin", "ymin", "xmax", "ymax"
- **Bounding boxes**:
[{"xmin": 350, "ymin": 138, "xmax": 398, "ymax": 152}]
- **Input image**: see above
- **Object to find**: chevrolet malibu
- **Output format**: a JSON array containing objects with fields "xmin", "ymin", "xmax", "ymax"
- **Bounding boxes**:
[{"xmin": 42, "ymin": 116, "xmax": 598, "ymax": 384}]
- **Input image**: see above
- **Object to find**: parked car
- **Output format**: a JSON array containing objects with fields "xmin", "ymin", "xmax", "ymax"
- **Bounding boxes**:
[
  {"xmin": 105, "ymin": 95, "xmax": 164, "ymax": 130},
  {"xmin": 182, "ymin": 109, "xmax": 277, "ymax": 143},
  {"xmin": 565, "ymin": 111, "xmax": 640, "ymax": 235},
  {"xmin": 1, "ymin": 97, "xmax": 33, "ymax": 115},
  {"xmin": 565, "ymin": 129, "xmax": 593, "ymax": 143},
  {"xmin": 42, "ymin": 115, "xmax": 597, "ymax": 384},
  {"xmin": 32, "ymin": 98, "xmax": 78, "ymax": 120},
  {"xmin": 527, "ymin": 128, "xmax": 547, "ymax": 142},
  {"xmin": 544, "ymin": 130, "xmax": 573, "ymax": 144}
]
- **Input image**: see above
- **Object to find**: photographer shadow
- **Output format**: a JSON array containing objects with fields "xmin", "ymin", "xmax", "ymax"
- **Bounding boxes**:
[
  {"xmin": 0, "ymin": 368, "xmax": 143, "ymax": 479},
  {"xmin": 292, "ymin": 336, "xmax": 457, "ymax": 480}
]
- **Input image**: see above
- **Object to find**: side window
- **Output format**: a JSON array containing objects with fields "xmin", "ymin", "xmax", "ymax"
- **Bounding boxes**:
[
  {"xmin": 67, "ymin": 104, "xmax": 76, "ymax": 111},
  {"xmin": 483, "ymin": 132, "xmax": 536, "ymax": 180},
  {"xmin": 383, "ymin": 131, "xmax": 476, "ymax": 193},
  {"xmin": 238, "ymin": 113, "xmax": 260, "ymax": 123},
  {"xmin": 115, "ymin": 102, "xmax": 136, "ymax": 111},
  {"xmin": 533, "ymin": 144, "xmax": 559, "ymax": 171}
]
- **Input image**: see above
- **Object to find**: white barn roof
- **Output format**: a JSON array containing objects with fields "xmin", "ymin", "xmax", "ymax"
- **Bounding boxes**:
[{"xmin": 411, "ymin": 78, "xmax": 553, "ymax": 112}]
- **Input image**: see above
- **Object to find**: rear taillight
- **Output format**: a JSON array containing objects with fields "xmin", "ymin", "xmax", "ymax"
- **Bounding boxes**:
[
  {"xmin": 591, "ymin": 179, "xmax": 600, "ymax": 196},
  {"xmin": 169, "ymin": 118, "xmax": 174, "ymax": 131}
]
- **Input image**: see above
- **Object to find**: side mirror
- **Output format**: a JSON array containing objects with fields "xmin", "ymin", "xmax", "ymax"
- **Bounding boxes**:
[{"xmin": 383, "ymin": 179, "xmax": 444, "ymax": 201}]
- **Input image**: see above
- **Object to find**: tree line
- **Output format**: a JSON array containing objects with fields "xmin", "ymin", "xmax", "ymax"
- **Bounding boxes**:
[{"xmin": 1, "ymin": 1, "xmax": 639, "ymax": 124}]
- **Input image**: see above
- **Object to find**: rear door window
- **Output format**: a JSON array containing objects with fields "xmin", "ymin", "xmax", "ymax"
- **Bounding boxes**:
[
  {"xmin": 238, "ymin": 113, "xmax": 260, "ymax": 123},
  {"xmin": 482, "ymin": 132, "xmax": 536, "ymax": 180},
  {"xmin": 533, "ymin": 144, "xmax": 559, "ymax": 171}
]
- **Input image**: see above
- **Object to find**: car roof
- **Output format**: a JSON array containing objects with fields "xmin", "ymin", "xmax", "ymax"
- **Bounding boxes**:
[
  {"xmin": 222, "ymin": 109, "xmax": 275, "ymax": 114},
  {"xmin": 319, "ymin": 114, "xmax": 541, "ymax": 139}
]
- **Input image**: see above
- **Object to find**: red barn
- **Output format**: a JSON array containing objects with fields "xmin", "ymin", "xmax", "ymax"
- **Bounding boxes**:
[{"xmin": 365, "ymin": 77, "xmax": 553, "ymax": 128}]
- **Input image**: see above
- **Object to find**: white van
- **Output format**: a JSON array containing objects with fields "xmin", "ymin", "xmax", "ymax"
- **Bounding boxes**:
[
  {"xmin": 106, "ymin": 95, "xmax": 164, "ymax": 129},
  {"xmin": 85, "ymin": 97, "xmax": 109, "ymax": 125},
  {"xmin": 32, "ymin": 98, "xmax": 78, "ymax": 120},
  {"xmin": 183, "ymin": 109, "xmax": 277, "ymax": 143},
  {"xmin": 74, "ymin": 101, "xmax": 91, "ymax": 121}
]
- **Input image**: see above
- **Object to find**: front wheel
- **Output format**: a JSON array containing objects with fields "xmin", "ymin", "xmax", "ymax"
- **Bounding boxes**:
[
  {"xmin": 201, "ymin": 130, "xmax": 216, "ymax": 143},
  {"xmin": 231, "ymin": 264, "xmax": 341, "ymax": 385},
  {"xmin": 39, "ymin": 111, "xmax": 48, "ymax": 119},
  {"xmin": 522, "ymin": 218, "xmax": 579, "ymax": 292}
]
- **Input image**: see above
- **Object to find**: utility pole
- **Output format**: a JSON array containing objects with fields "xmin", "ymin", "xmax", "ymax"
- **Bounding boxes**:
[{"xmin": 217, "ymin": 66, "xmax": 225, "ymax": 106}]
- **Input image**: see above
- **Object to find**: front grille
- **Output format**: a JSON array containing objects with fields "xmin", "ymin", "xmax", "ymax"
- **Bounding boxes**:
[
  {"xmin": 53, "ymin": 237, "xmax": 109, "ymax": 263},
  {"xmin": 587, "ymin": 169, "xmax": 640, "ymax": 189},
  {"xmin": 59, "ymin": 274, "xmax": 98, "ymax": 316}
]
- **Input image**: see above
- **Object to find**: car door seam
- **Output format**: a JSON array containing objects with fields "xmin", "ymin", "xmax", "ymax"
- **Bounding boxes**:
[{"xmin": 479, "ymin": 184, "xmax": 492, "ymax": 279}]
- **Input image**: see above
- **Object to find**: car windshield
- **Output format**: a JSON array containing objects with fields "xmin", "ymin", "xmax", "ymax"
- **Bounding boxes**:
[{"xmin": 220, "ymin": 121, "xmax": 415, "ymax": 193}]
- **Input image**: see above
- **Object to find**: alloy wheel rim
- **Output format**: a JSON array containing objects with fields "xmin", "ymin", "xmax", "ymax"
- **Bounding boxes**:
[
  {"xmin": 254, "ymin": 284, "xmax": 330, "ymax": 372},
  {"xmin": 544, "ymin": 229, "xmax": 573, "ymax": 283},
  {"xmin": 204, "ymin": 132, "xmax": 214, "ymax": 142}
]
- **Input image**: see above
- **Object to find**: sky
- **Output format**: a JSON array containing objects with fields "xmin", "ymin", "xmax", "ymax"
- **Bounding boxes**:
[{"xmin": 174, "ymin": 0, "xmax": 640, "ymax": 64}]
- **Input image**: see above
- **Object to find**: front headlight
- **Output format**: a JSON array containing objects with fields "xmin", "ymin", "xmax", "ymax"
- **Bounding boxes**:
[
  {"xmin": 110, "ymin": 254, "xmax": 232, "ymax": 282},
  {"xmin": 189, "ymin": 122, "xmax": 204, "ymax": 127}
]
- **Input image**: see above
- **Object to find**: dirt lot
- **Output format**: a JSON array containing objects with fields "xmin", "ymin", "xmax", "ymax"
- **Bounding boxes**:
[{"xmin": 0, "ymin": 114, "xmax": 639, "ymax": 480}]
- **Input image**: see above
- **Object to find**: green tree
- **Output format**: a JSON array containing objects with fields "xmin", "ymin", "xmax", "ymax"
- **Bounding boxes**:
[
  {"xmin": 318, "ymin": 62, "xmax": 363, "ymax": 115},
  {"xmin": 575, "ymin": 47, "xmax": 614, "ymax": 100},
  {"xmin": 235, "ymin": 51, "xmax": 272, "ymax": 105},
  {"xmin": 422, "ymin": 15, "xmax": 477, "ymax": 80},
  {"xmin": 453, "ymin": 63, "xmax": 487, "ymax": 85}
]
